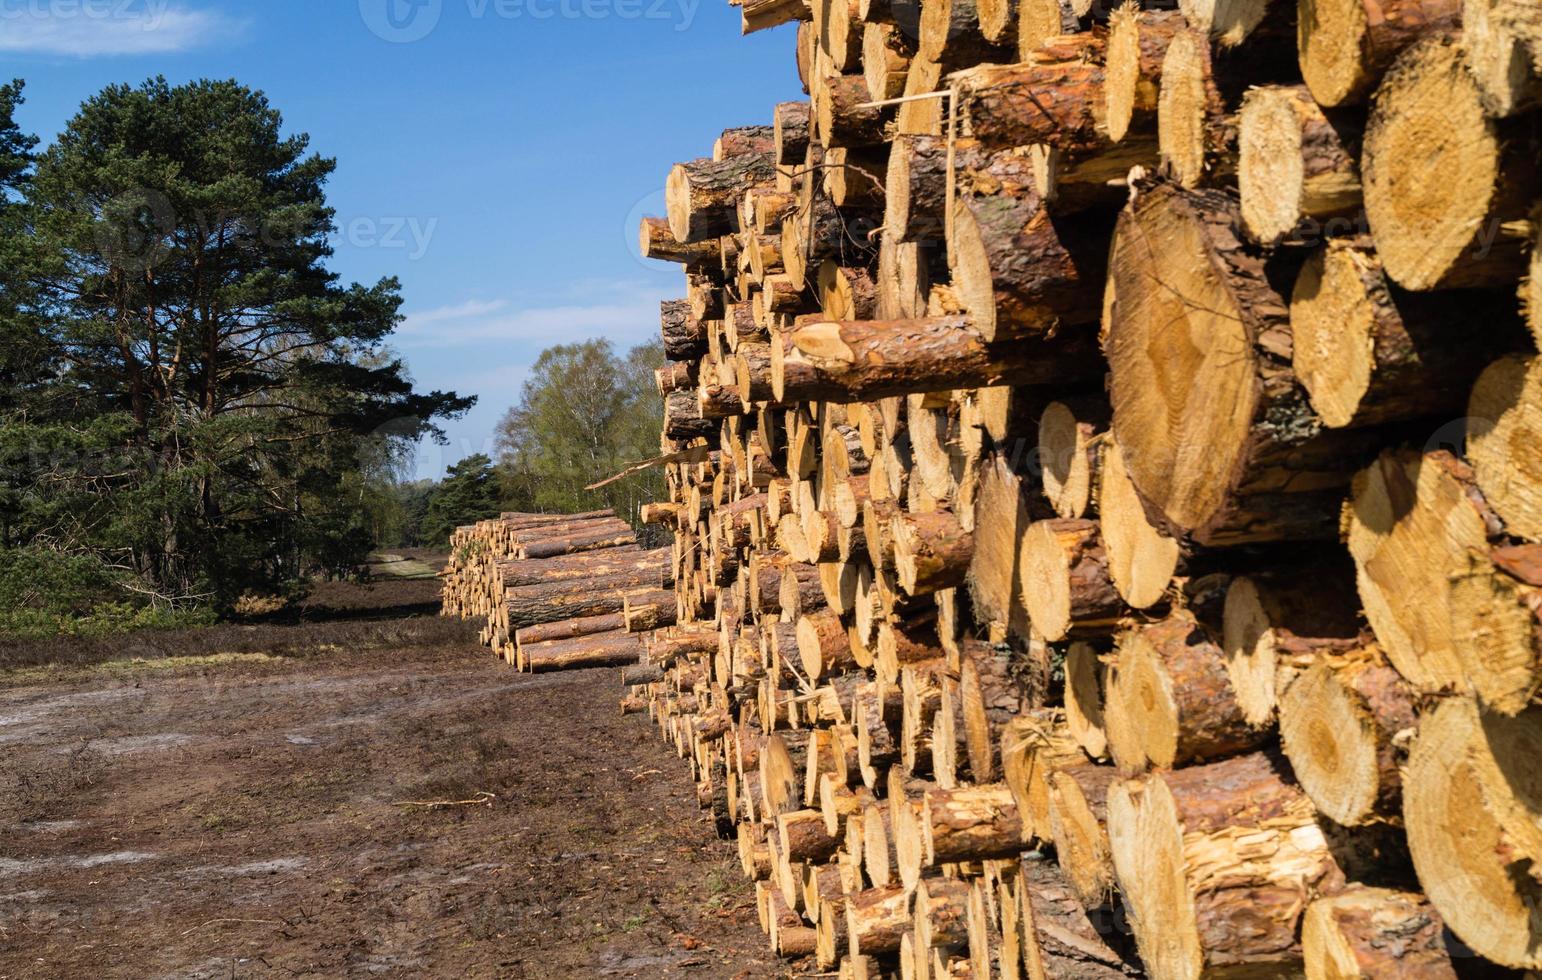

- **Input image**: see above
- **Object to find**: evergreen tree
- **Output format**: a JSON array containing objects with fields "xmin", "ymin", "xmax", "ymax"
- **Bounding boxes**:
[
  {"xmin": 422, "ymin": 453, "xmax": 500, "ymax": 546},
  {"xmin": 3, "ymin": 77, "xmax": 471, "ymax": 605}
]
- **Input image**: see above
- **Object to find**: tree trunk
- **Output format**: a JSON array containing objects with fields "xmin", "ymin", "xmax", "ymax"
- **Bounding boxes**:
[
  {"xmin": 1104, "ymin": 6, "xmax": 1186, "ymax": 143},
  {"xmin": 1238, "ymin": 84, "xmax": 1363, "ymax": 246},
  {"xmin": 1346, "ymin": 449, "xmax": 1500, "ymax": 692},
  {"xmin": 1047, "ymin": 763, "xmax": 1120, "ymax": 909},
  {"xmin": 846, "ymin": 884, "xmax": 912, "ymax": 956},
  {"xmin": 1105, "ymin": 182, "xmax": 1386, "ymax": 547},
  {"xmin": 666, "ymin": 154, "xmax": 775, "ymax": 243},
  {"xmin": 773, "ymin": 315, "xmax": 1099, "ymax": 405},
  {"xmin": 661, "ymin": 298, "xmax": 710, "ymax": 361},
  {"xmin": 623, "ymin": 589, "xmax": 679, "ymax": 632},
  {"xmin": 999, "ymin": 708, "xmax": 1085, "ymax": 843},
  {"xmin": 1302, "ymin": 886, "xmax": 1458, "ymax": 980},
  {"xmin": 498, "ymin": 546, "xmax": 660, "ymax": 588},
  {"xmin": 892, "ymin": 508, "xmax": 974, "ymax": 596},
  {"xmin": 515, "ymin": 611, "xmax": 625, "ymax": 649},
  {"xmin": 1105, "ymin": 613, "xmax": 1267, "ymax": 775},
  {"xmin": 519, "ymin": 526, "xmax": 639, "ymax": 560},
  {"xmin": 1299, "ymin": 0, "xmax": 1460, "ymax": 106},
  {"xmin": 639, "ymin": 216, "xmax": 719, "ymax": 270},
  {"xmin": 1098, "ymin": 436, "xmax": 1184, "ymax": 611},
  {"xmin": 920, "ymin": 783, "xmax": 1024, "ymax": 866},
  {"xmin": 503, "ymin": 569, "xmax": 662, "ymax": 629},
  {"xmin": 1362, "ymin": 36, "xmax": 1536, "ymax": 290},
  {"xmin": 1107, "ymin": 751, "xmax": 1346, "ymax": 980},
  {"xmin": 1278, "ymin": 649, "xmax": 1417, "ymax": 825},
  {"xmin": 1018, "ymin": 519, "xmax": 1126, "ymax": 642},
  {"xmin": 522, "ymin": 629, "xmax": 645, "ymax": 673},
  {"xmin": 1467, "ymin": 353, "xmax": 1542, "ymax": 540}
]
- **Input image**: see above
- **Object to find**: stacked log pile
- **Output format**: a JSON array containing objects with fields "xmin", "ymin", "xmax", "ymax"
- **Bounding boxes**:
[
  {"xmin": 440, "ymin": 510, "xmax": 675, "ymax": 671},
  {"xmin": 622, "ymin": 0, "xmax": 1542, "ymax": 975}
]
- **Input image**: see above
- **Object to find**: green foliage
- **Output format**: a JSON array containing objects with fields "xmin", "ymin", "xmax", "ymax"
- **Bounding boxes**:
[
  {"xmin": 494, "ymin": 339, "xmax": 664, "ymax": 526},
  {"xmin": 422, "ymin": 453, "xmax": 501, "ymax": 546},
  {"xmin": 0, "ymin": 76, "xmax": 471, "ymax": 624}
]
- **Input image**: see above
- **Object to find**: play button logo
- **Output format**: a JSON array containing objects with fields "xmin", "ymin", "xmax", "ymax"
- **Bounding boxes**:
[{"xmin": 359, "ymin": 0, "xmax": 443, "ymax": 42}]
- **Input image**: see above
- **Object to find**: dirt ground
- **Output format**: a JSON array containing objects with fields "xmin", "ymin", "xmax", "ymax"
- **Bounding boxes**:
[{"xmin": 0, "ymin": 569, "xmax": 783, "ymax": 979}]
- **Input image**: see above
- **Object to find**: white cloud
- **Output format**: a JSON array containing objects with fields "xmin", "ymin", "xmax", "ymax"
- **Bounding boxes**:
[
  {"xmin": 397, "ymin": 287, "xmax": 662, "ymax": 348},
  {"xmin": 0, "ymin": 4, "xmax": 246, "ymax": 57}
]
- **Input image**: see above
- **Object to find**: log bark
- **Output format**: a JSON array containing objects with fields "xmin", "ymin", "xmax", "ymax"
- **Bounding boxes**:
[
  {"xmin": 1238, "ymin": 84, "xmax": 1363, "ymax": 246},
  {"xmin": 1018, "ymin": 519, "xmax": 1126, "ymax": 642},
  {"xmin": 947, "ymin": 158, "xmax": 1109, "ymax": 343},
  {"xmin": 798, "ymin": 609, "xmax": 858, "ymax": 680},
  {"xmin": 845, "ymin": 884, "xmax": 912, "ymax": 956},
  {"xmin": 921, "ymin": 783, "xmax": 1025, "ymax": 866},
  {"xmin": 1404, "ymin": 697, "xmax": 1542, "ymax": 968},
  {"xmin": 1105, "ymin": 613, "xmax": 1268, "ymax": 775},
  {"xmin": 815, "ymin": 72, "xmax": 891, "ymax": 147},
  {"xmin": 959, "ymin": 641, "xmax": 1028, "ymax": 783},
  {"xmin": 892, "ymin": 508, "xmax": 973, "ymax": 596},
  {"xmin": 1105, "ymin": 182, "xmax": 1385, "ymax": 547},
  {"xmin": 862, "ymin": 22, "xmax": 913, "ymax": 101},
  {"xmin": 519, "ymin": 526, "xmax": 638, "ymax": 560},
  {"xmin": 774, "ymin": 100, "xmax": 811, "ymax": 165},
  {"xmin": 1467, "ymin": 353, "xmax": 1542, "ymax": 541},
  {"xmin": 661, "ymin": 298, "xmax": 710, "ymax": 361},
  {"xmin": 1302, "ymin": 886, "xmax": 1458, "ymax": 980},
  {"xmin": 1107, "ymin": 751, "xmax": 1346, "ymax": 980},
  {"xmin": 1291, "ymin": 239, "xmax": 1527, "ymax": 430},
  {"xmin": 639, "ymin": 216, "xmax": 719, "ymax": 269},
  {"xmin": 1299, "ymin": 0, "xmax": 1461, "ymax": 106},
  {"xmin": 1346, "ymin": 449, "xmax": 1501, "ymax": 692},
  {"xmin": 667, "ymin": 154, "xmax": 775, "ymax": 243},
  {"xmin": 1450, "ymin": 542, "xmax": 1542, "ymax": 715},
  {"xmin": 1278, "ymin": 648, "xmax": 1417, "ymax": 825},
  {"xmin": 523, "ymin": 629, "xmax": 645, "ymax": 673},
  {"xmin": 665, "ymin": 389, "xmax": 719, "ymax": 442},
  {"xmin": 498, "ymin": 547, "xmax": 662, "ymax": 588},
  {"xmin": 503, "ymin": 569, "xmax": 663, "ymax": 629},
  {"xmin": 1362, "ymin": 36, "xmax": 1537, "ymax": 290},
  {"xmin": 623, "ymin": 589, "xmax": 678, "ymax": 632},
  {"xmin": 773, "ymin": 315, "xmax": 1099, "ymax": 405},
  {"xmin": 515, "ymin": 611, "xmax": 625, "ymax": 649}
]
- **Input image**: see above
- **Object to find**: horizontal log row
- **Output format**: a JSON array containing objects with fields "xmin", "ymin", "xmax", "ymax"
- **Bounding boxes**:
[
  {"xmin": 440, "ymin": 511, "xmax": 678, "ymax": 670},
  {"xmin": 614, "ymin": 0, "xmax": 1542, "ymax": 976}
]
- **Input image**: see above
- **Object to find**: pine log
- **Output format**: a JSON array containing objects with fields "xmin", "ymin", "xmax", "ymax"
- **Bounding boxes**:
[
  {"xmin": 863, "ymin": 22, "xmax": 913, "ymax": 101},
  {"xmin": 1301, "ymin": 886, "xmax": 1458, "ymax": 980},
  {"xmin": 744, "ymin": 0, "xmax": 811, "ymax": 32},
  {"xmin": 665, "ymin": 389, "xmax": 719, "ymax": 442},
  {"xmin": 772, "ymin": 315, "xmax": 1098, "ymax": 404},
  {"xmin": 1467, "ymin": 353, "xmax": 1542, "ymax": 541},
  {"xmin": 1098, "ymin": 436, "xmax": 1182, "ymax": 611},
  {"xmin": 1105, "ymin": 613, "xmax": 1267, "ymax": 775},
  {"xmin": 892, "ymin": 508, "xmax": 973, "ymax": 596},
  {"xmin": 921, "ymin": 784, "xmax": 1024, "ymax": 867},
  {"xmin": 914, "ymin": 877, "xmax": 971, "ymax": 958},
  {"xmin": 519, "ymin": 526, "xmax": 638, "ymax": 560},
  {"xmin": 1156, "ymin": 28, "xmax": 1236, "ymax": 188},
  {"xmin": 1463, "ymin": 0, "xmax": 1542, "ymax": 116},
  {"xmin": 1220, "ymin": 557, "xmax": 1364, "ymax": 726},
  {"xmin": 1015, "ymin": 0, "xmax": 1077, "ymax": 57},
  {"xmin": 1037, "ymin": 399, "xmax": 1105, "ymax": 521},
  {"xmin": 883, "ymin": 134, "xmax": 965, "ymax": 245},
  {"xmin": 1450, "ymin": 542, "xmax": 1542, "ymax": 715},
  {"xmin": 667, "ymin": 154, "xmax": 775, "ymax": 243},
  {"xmin": 1105, "ymin": 6, "xmax": 1186, "ymax": 143},
  {"xmin": 1238, "ymin": 84, "xmax": 1363, "ymax": 246},
  {"xmin": 967, "ymin": 455, "xmax": 1035, "ymax": 637},
  {"xmin": 1346, "ymin": 449, "xmax": 1501, "ymax": 692},
  {"xmin": 780, "ymin": 807, "xmax": 842, "ymax": 862},
  {"xmin": 846, "ymin": 884, "xmax": 912, "ymax": 957},
  {"xmin": 1291, "ymin": 239, "xmax": 1527, "ymax": 429},
  {"xmin": 523, "ymin": 629, "xmax": 645, "ymax": 673},
  {"xmin": 1108, "ymin": 752, "xmax": 1347, "ymax": 980},
  {"xmin": 639, "ymin": 216, "xmax": 719, "ymax": 269},
  {"xmin": 1014, "ymin": 855, "xmax": 1140, "ymax": 979},
  {"xmin": 498, "ymin": 547, "xmax": 662, "ymax": 588},
  {"xmin": 815, "ymin": 72, "xmax": 891, "ymax": 147},
  {"xmin": 1362, "ymin": 36, "xmax": 1536, "ymax": 290},
  {"xmin": 661, "ymin": 298, "xmax": 710, "ymax": 361},
  {"xmin": 1018, "ymin": 519, "xmax": 1125, "ymax": 642},
  {"xmin": 1064, "ymin": 641, "xmax": 1109, "ymax": 761},
  {"xmin": 503, "ymin": 570, "xmax": 663, "ymax": 629},
  {"xmin": 1278, "ymin": 649, "xmax": 1417, "ymax": 825},
  {"xmin": 947, "ymin": 158, "xmax": 1108, "ymax": 343},
  {"xmin": 1000, "ymin": 708, "xmax": 1085, "ymax": 842},
  {"xmin": 798, "ymin": 609, "xmax": 858, "ymax": 680},
  {"xmin": 774, "ymin": 100, "xmax": 811, "ymax": 166},
  {"xmin": 1299, "ymin": 0, "xmax": 1460, "ymax": 106},
  {"xmin": 959, "ymin": 641, "xmax": 1028, "ymax": 783},
  {"xmin": 515, "ymin": 612, "xmax": 626, "ymax": 649},
  {"xmin": 623, "ymin": 589, "xmax": 678, "ymax": 632},
  {"xmin": 1105, "ymin": 182, "xmax": 1384, "ymax": 547},
  {"xmin": 1047, "ymin": 763, "xmax": 1120, "ymax": 909},
  {"xmin": 655, "ymin": 361, "xmax": 698, "ymax": 396},
  {"xmin": 1404, "ymin": 697, "xmax": 1542, "ymax": 968}
]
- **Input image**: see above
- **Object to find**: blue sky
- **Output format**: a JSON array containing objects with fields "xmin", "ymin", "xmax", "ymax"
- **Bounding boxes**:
[{"xmin": 2, "ymin": 0, "xmax": 802, "ymax": 479}]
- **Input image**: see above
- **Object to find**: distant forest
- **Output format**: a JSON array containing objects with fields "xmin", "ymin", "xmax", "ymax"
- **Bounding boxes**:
[{"xmin": 0, "ymin": 78, "xmax": 660, "ymax": 633}]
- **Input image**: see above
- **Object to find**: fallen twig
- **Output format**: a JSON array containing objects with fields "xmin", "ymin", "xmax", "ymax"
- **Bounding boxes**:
[{"xmin": 390, "ymin": 790, "xmax": 497, "ymax": 810}]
